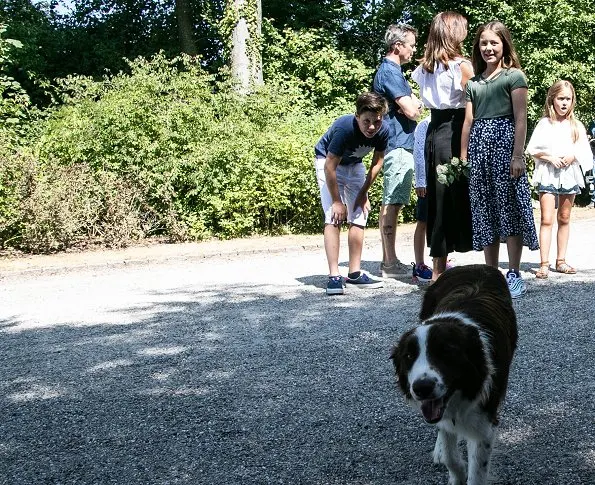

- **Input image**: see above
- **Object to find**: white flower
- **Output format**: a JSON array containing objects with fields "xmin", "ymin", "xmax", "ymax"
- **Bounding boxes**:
[{"xmin": 436, "ymin": 157, "xmax": 471, "ymax": 186}]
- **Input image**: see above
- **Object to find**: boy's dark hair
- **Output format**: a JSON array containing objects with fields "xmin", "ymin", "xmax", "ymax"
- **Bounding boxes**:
[{"xmin": 356, "ymin": 92, "xmax": 388, "ymax": 116}]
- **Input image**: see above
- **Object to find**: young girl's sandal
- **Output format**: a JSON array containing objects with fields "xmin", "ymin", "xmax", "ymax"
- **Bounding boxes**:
[
  {"xmin": 535, "ymin": 262, "xmax": 549, "ymax": 279},
  {"xmin": 555, "ymin": 259, "xmax": 576, "ymax": 274}
]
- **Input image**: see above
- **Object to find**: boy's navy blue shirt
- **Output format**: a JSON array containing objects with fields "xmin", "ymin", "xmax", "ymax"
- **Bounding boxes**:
[
  {"xmin": 314, "ymin": 114, "xmax": 389, "ymax": 166},
  {"xmin": 372, "ymin": 58, "xmax": 416, "ymax": 152}
]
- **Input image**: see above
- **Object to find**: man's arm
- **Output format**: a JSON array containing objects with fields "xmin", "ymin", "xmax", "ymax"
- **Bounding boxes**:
[{"xmin": 396, "ymin": 95, "xmax": 423, "ymax": 120}]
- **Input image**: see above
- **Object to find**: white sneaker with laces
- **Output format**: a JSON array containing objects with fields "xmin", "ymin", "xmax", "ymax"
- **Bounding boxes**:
[{"xmin": 506, "ymin": 270, "xmax": 526, "ymax": 299}]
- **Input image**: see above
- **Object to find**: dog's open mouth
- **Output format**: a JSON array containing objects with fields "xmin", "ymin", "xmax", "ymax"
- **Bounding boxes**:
[{"xmin": 420, "ymin": 397, "xmax": 446, "ymax": 424}]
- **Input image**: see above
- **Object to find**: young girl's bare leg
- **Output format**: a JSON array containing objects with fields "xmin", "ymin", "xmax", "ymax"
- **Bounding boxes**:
[
  {"xmin": 414, "ymin": 221, "xmax": 427, "ymax": 265},
  {"xmin": 539, "ymin": 193, "xmax": 556, "ymax": 265},
  {"xmin": 556, "ymin": 194, "xmax": 575, "ymax": 262},
  {"xmin": 483, "ymin": 242, "xmax": 500, "ymax": 268},
  {"xmin": 506, "ymin": 235, "xmax": 523, "ymax": 271},
  {"xmin": 432, "ymin": 256, "xmax": 447, "ymax": 282}
]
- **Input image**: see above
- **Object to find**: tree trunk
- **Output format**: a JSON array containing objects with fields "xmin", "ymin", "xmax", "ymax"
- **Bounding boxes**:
[
  {"xmin": 176, "ymin": 0, "xmax": 198, "ymax": 56},
  {"xmin": 229, "ymin": 0, "xmax": 263, "ymax": 92}
]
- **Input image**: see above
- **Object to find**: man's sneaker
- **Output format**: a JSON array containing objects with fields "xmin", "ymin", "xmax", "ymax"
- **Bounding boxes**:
[
  {"xmin": 412, "ymin": 263, "xmax": 433, "ymax": 283},
  {"xmin": 345, "ymin": 272, "xmax": 384, "ymax": 289},
  {"xmin": 506, "ymin": 270, "xmax": 527, "ymax": 299},
  {"xmin": 381, "ymin": 259, "xmax": 410, "ymax": 278},
  {"xmin": 326, "ymin": 275, "xmax": 345, "ymax": 296}
]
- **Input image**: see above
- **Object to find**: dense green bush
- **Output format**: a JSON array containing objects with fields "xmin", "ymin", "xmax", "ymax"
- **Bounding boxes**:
[
  {"xmin": 262, "ymin": 23, "xmax": 374, "ymax": 111},
  {"xmin": 0, "ymin": 25, "xmax": 410, "ymax": 253},
  {"xmin": 2, "ymin": 52, "xmax": 412, "ymax": 252},
  {"xmin": 0, "ymin": 25, "xmax": 34, "ymax": 143}
]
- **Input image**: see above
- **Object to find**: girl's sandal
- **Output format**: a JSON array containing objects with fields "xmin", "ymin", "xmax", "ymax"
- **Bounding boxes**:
[
  {"xmin": 555, "ymin": 259, "xmax": 576, "ymax": 274},
  {"xmin": 535, "ymin": 262, "xmax": 549, "ymax": 279}
]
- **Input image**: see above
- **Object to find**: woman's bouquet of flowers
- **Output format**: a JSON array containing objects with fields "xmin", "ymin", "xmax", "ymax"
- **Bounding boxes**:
[{"xmin": 436, "ymin": 157, "xmax": 470, "ymax": 185}]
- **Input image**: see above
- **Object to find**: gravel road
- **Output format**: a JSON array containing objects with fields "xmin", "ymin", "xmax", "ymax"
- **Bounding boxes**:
[{"xmin": 1, "ymin": 209, "xmax": 594, "ymax": 484}]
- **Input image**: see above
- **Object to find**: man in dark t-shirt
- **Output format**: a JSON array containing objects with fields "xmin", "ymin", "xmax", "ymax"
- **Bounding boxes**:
[
  {"xmin": 373, "ymin": 23, "xmax": 423, "ymax": 279},
  {"xmin": 314, "ymin": 92, "xmax": 389, "ymax": 295}
]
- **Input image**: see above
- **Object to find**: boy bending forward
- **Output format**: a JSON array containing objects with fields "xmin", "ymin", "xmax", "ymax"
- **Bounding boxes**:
[{"xmin": 314, "ymin": 92, "xmax": 388, "ymax": 295}]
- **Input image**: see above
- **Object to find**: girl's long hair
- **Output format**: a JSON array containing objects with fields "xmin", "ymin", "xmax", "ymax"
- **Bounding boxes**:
[
  {"xmin": 471, "ymin": 21, "xmax": 521, "ymax": 75},
  {"xmin": 544, "ymin": 80, "xmax": 580, "ymax": 142},
  {"xmin": 420, "ymin": 11, "xmax": 468, "ymax": 73}
]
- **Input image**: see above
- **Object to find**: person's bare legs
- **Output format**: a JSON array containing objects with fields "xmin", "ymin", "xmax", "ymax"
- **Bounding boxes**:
[
  {"xmin": 539, "ymin": 192, "xmax": 556, "ymax": 265},
  {"xmin": 323, "ymin": 223, "xmax": 341, "ymax": 276},
  {"xmin": 380, "ymin": 203, "xmax": 402, "ymax": 265},
  {"xmin": 556, "ymin": 194, "xmax": 575, "ymax": 262},
  {"xmin": 483, "ymin": 242, "xmax": 500, "ymax": 268},
  {"xmin": 414, "ymin": 221, "xmax": 427, "ymax": 266},
  {"xmin": 347, "ymin": 224, "xmax": 364, "ymax": 274},
  {"xmin": 432, "ymin": 256, "xmax": 447, "ymax": 282},
  {"xmin": 506, "ymin": 235, "xmax": 523, "ymax": 271}
]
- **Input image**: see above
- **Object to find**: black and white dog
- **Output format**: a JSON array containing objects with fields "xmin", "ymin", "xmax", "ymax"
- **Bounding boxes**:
[{"xmin": 390, "ymin": 264, "xmax": 518, "ymax": 485}]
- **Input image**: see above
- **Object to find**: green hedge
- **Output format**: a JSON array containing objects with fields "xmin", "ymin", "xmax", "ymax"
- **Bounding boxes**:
[{"xmin": 0, "ymin": 52, "xmax": 416, "ymax": 252}]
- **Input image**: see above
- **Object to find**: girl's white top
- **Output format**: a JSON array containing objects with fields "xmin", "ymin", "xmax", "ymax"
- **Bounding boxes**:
[
  {"xmin": 413, "ymin": 116, "xmax": 431, "ymax": 188},
  {"xmin": 412, "ymin": 59, "xmax": 469, "ymax": 110},
  {"xmin": 526, "ymin": 117, "xmax": 594, "ymax": 189}
]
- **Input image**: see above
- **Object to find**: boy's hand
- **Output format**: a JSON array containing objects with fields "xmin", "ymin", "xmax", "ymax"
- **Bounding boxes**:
[
  {"xmin": 354, "ymin": 192, "xmax": 370, "ymax": 216},
  {"xmin": 415, "ymin": 187, "xmax": 426, "ymax": 197},
  {"xmin": 331, "ymin": 201, "xmax": 347, "ymax": 225}
]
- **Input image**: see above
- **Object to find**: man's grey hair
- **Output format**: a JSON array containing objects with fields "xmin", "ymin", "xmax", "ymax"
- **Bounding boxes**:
[{"xmin": 384, "ymin": 23, "xmax": 418, "ymax": 52}]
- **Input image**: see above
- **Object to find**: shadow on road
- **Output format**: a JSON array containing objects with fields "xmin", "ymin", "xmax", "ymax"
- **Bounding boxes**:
[{"xmin": 0, "ymin": 274, "xmax": 594, "ymax": 484}]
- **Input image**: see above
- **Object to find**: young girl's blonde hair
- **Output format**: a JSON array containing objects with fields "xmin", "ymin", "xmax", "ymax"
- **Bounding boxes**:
[
  {"xmin": 471, "ymin": 21, "xmax": 521, "ymax": 76},
  {"xmin": 420, "ymin": 11, "xmax": 468, "ymax": 73},
  {"xmin": 544, "ymin": 80, "xmax": 580, "ymax": 142}
]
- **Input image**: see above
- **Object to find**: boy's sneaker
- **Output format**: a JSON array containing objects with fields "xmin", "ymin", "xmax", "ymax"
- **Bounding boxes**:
[
  {"xmin": 412, "ymin": 263, "xmax": 433, "ymax": 283},
  {"xmin": 326, "ymin": 275, "xmax": 345, "ymax": 295},
  {"xmin": 345, "ymin": 272, "xmax": 384, "ymax": 289},
  {"xmin": 506, "ymin": 270, "xmax": 527, "ymax": 299},
  {"xmin": 381, "ymin": 260, "xmax": 410, "ymax": 278}
]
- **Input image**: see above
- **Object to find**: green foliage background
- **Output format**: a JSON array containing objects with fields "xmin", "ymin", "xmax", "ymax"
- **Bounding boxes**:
[{"xmin": 0, "ymin": 0, "xmax": 594, "ymax": 252}]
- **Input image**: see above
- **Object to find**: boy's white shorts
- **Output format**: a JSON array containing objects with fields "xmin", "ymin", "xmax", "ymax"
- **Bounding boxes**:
[{"xmin": 314, "ymin": 157, "xmax": 367, "ymax": 227}]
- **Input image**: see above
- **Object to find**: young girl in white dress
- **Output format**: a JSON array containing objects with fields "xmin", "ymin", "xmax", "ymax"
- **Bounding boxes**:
[{"xmin": 526, "ymin": 80, "xmax": 593, "ymax": 278}]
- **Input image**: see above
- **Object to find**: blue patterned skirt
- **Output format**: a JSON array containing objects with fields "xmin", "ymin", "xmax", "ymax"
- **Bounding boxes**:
[{"xmin": 468, "ymin": 117, "xmax": 539, "ymax": 251}]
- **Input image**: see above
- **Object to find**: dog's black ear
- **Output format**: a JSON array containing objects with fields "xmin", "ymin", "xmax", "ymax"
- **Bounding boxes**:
[
  {"xmin": 389, "ymin": 345, "xmax": 398, "ymax": 361},
  {"xmin": 389, "ymin": 346, "xmax": 400, "ymax": 381}
]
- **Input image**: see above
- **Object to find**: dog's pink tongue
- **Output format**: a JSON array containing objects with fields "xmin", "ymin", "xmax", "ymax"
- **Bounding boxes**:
[{"xmin": 421, "ymin": 398, "xmax": 444, "ymax": 423}]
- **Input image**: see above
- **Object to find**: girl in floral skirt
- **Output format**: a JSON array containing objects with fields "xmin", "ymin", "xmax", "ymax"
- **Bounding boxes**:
[{"xmin": 460, "ymin": 21, "xmax": 538, "ymax": 298}]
